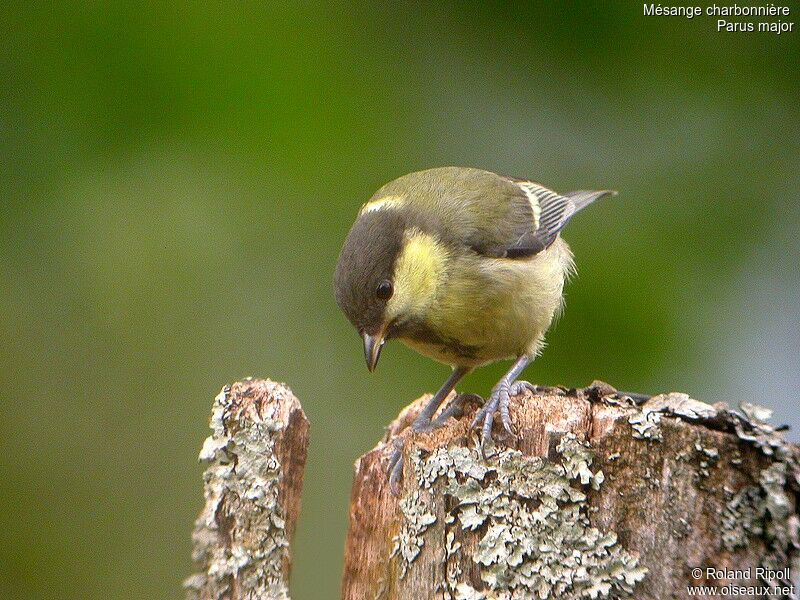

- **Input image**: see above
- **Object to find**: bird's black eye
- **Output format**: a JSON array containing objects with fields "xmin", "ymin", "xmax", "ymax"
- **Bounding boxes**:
[{"xmin": 376, "ymin": 280, "xmax": 393, "ymax": 300}]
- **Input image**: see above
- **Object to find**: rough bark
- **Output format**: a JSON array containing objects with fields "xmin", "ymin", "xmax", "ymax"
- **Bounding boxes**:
[
  {"xmin": 185, "ymin": 379, "xmax": 309, "ymax": 600},
  {"xmin": 342, "ymin": 382, "xmax": 800, "ymax": 600}
]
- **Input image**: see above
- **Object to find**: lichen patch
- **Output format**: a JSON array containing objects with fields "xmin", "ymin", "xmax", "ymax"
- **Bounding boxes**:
[
  {"xmin": 396, "ymin": 434, "xmax": 647, "ymax": 598},
  {"xmin": 629, "ymin": 409, "xmax": 663, "ymax": 440},
  {"xmin": 722, "ymin": 460, "xmax": 800, "ymax": 591},
  {"xmin": 392, "ymin": 490, "xmax": 437, "ymax": 576},
  {"xmin": 185, "ymin": 384, "xmax": 293, "ymax": 600}
]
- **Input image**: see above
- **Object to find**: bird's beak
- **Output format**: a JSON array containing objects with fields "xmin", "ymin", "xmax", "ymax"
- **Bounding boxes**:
[{"xmin": 362, "ymin": 330, "xmax": 386, "ymax": 372}]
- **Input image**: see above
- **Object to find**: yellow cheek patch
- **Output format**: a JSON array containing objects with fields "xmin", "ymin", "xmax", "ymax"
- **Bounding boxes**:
[
  {"xmin": 359, "ymin": 194, "xmax": 405, "ymax": 215},
  {"xmin": 387, "ymin": 229, "xmax": 448, "ymax": 319}
]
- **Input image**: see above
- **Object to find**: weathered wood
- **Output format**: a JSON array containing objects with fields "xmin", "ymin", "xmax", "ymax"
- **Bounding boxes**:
[
  {"xmin": 185, "ymin": 379, "xmax": 309, "ymax": 600},
  {"xmin": 342, "ymin": 382, "xmax": 800, "ymax": 599}
]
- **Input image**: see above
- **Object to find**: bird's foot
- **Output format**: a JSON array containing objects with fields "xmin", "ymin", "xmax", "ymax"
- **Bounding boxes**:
[
  {"xmin": 387, "ymin": 439, "xmax": 405, "ymax": 495},
  {"xmin": 471, "ymin": 380, "xmax": 538, "ymax": 449},
  {"xmin": 387, "ymin": 392, "xmax": 482, "ymax": 495}
]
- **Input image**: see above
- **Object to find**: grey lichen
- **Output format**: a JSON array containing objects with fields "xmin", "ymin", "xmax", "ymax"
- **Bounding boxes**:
[
  {"xmin": 620, "ymin": 392, "xmax": 800, "ymax": 590},
  {"xmin": 740, "ymin": 402, "xmax": 774, "ymax": 424},
  {"xmin": 733, "ymin": 401, "xmax": 790, "ymax": 459},
  {"xmin": 185, "ymin": 385, "xmax": 292, "ymax": 600},
  {"xmin": 719, "ymin": 403, "xmax": 800, "ymax": 592},
  {"xmin": 722, "ymin": 484, "xmax": 765, "ymax": 549},
  {"xmin": 397, "ymin": 434, "xmax": 646, "ymax": 599},
  {"xmin": 624, "ymin": 393, "xmax": 799, "ymax": 586},
  {"xmin": 694, "ymin": 442, "xmax": 720, "ymax": 479},
  {"xmin": 628, "ymin": 409, "xmax": 663, "ymax": 440},
  {"xmin": 643, "ymin": 392, "xmax": 718, "ymax": 421},
  {"xmin": 392, "ymin": 490, "xmax": 437, "ymax": 576},
  {"xmin": 722, "ymin": 461, "xmax": 800, "ymax": 591}
]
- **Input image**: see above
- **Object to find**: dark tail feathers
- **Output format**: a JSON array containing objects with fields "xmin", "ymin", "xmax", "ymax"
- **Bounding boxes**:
[{"xmin": 564, "ymin": 190, "xmax": 617, "ymax": 213}]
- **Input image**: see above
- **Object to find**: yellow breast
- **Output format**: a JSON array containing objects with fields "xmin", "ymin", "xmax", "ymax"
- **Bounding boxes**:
[{"xmin": 400, "ymin": 238, "xmax": 574, "ymax": 367}]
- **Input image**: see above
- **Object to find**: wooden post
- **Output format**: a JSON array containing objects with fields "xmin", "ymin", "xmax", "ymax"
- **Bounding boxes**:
[
  {"xmin": 185, "ymin": 379, "xmax": 309, "ymax": 600},
  {"xmin": 342, "ymin": 382, "xmax": 800, "ymax": 599}
]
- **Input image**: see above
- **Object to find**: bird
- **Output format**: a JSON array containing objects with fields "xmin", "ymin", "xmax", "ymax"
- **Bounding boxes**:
[{"xmin": 334, "ymin": 166, "xmax": 614, "ymax": 489}]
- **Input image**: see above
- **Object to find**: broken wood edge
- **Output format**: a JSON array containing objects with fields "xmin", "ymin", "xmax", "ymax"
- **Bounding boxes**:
[
  {"xmin": 342, "ymin": 381, "xmax": 800, "ymax": 599},
  {"xmin": 185, "ymin": 379, "xmax": 310, "ymax": 600}
]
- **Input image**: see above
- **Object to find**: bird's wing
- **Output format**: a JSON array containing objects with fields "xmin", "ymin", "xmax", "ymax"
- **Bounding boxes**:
[
  {"xmin": 472, "ymin": 179, "xmax": 615, "ymax": 259},
  {"xmin": 371, "ymin": 167, "xmax": 613, "ymax": 259}
]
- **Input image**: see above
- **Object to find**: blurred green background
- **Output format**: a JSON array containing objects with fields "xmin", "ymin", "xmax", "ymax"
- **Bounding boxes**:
[{"xmin": 2, "ymin": 2, "xmax": 798, "ymax": 599}]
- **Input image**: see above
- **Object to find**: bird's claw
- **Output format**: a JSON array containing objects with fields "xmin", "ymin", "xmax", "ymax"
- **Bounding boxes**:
[
  {"xmin": 471, "ymin": 380, "xmax": 537, "ymax": 449},
  {"xmin": 471, "ymin": 385, "xmax": 509, "ymax": 448},
  {"xmin": 387, "ymin": 440, "xmax": 405, "ymax": 495},
  {"xmin": 510, "ymin": 380, "xmax": 538, "ymax": 397}
]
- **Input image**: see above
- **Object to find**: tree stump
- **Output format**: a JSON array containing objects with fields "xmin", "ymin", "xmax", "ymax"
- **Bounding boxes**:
[
  {"xmin": 185, "ymin": 379, "xmax": 310, "ymax": 600},
  {"xmin": 342, "ymin": 382, "xmax": 800, "ymax": 599}
]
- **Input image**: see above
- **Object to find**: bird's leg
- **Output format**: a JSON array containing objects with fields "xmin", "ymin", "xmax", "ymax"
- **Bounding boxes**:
[
  {"xmin": 387, "ymin": 366, "xmax": 471, "ymax": 493},
  {"xmin": 471, "ymin": 354, "xmax": 533, "ymax": 449},
  {"xmin": 411, "ymin": 366, "xmax": 472, "ymax": 432}
]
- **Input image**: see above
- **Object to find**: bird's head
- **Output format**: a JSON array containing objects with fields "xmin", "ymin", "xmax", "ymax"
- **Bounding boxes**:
[{"xmin": 334, "ymin": 204, "xmax": 448, "ymax": 372}]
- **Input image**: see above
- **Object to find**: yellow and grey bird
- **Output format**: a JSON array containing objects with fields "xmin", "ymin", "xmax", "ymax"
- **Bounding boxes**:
[{"xmin": 334, "ymin": 166, "xmax": 614, "ymax": 486}]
